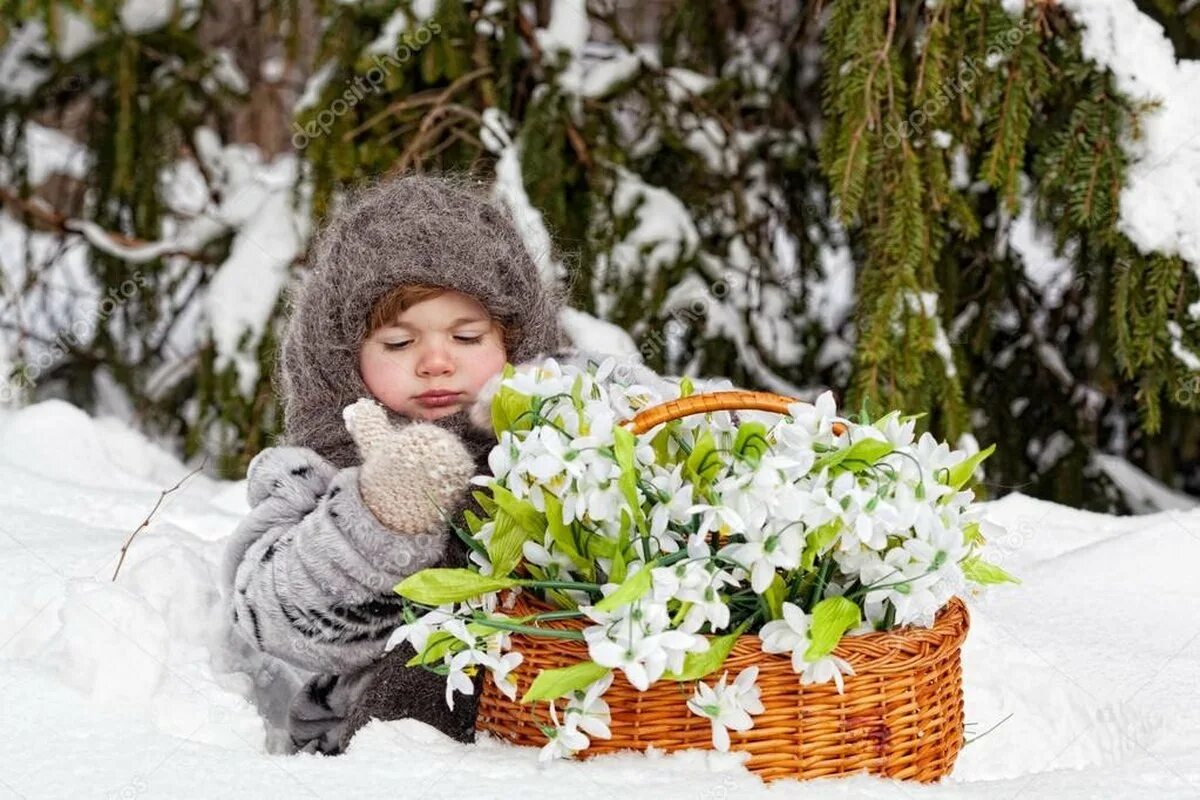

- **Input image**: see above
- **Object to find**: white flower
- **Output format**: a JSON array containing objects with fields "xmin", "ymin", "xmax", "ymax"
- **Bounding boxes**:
[
  {"xmin": 758, "ymin": 602, "xmax": 855, "ymax": 693},
  {"xmin": 564, "ymin": 672, "xmax": 614, "ymax": 739},
  {"xmin": 385, "ymin": 604, "xmax": 457, "ymax": 654},
  {"xmin": 444, "ymin": 650, "xmax": 477, "ymax": 711},
  {"xmin": 582, "ymin": 597, "xmax": 708, "ymax": 690},
  {"xmin": 719, "ymin": 516, "xmax": 804, "ymax": 594},
  {"xmin": 646, "ymin": 464, "xmax": 694, "ymax": 551},
  {"xmin": 686, "ymin": 666, "xmax": 765, "ymax": 752},
  {"xmin": 487, "ymin": 646, "xmax": 524, "ymax": 701},
  {"xmin": 523, "ymin": 540, "xmax": 578, "ymax": 575},
  {"xmin": 879, "ymin": 411, "xmax": 917, "ymax": 449},
  {"xmin": 539, "ymin": 700, "xmax": 591, "ymax": 762},
  {"xmin": 687, "ymin": 503, "xmax": 746, "ymax": 540}
]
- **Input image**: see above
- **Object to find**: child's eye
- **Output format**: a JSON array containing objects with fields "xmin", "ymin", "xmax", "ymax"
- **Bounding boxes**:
[
  {"xmin": 455, "ymin": 335, "xmax": 484, "ymax": 345},
  {"xmin": 383, "ymin": 341, "xmax": 411, "ymax": 350}
]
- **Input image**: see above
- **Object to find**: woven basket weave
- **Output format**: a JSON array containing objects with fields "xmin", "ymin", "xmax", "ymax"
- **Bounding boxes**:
[{"xmin": 474, "ymin": 391, "xmax": 971, "ymax": 782}]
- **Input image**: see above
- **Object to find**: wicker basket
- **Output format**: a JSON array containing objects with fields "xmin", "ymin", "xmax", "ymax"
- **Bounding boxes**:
[{"xmin": 475, "ymin": 391, "xmax": 971, "ymax": 782}]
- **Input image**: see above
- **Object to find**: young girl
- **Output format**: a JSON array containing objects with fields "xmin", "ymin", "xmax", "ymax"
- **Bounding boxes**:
[{"xmin": 220, "ymin": 174, "xmax": 577, "ymax": 754}]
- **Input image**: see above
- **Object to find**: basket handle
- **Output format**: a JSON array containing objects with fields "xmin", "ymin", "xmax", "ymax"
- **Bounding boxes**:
[{"xmin": 618, "ymin": 390, "xmax": 847, "ymax": 436}]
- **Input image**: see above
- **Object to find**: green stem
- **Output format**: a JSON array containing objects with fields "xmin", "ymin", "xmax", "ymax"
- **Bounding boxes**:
[
  {"xmin": 522, "ymin": 609, "xmax": 587, "ymax": 622},
  {"xmin": 808, "ymin": 557, "xmax": 833, "ymax": 610},
  {"xmin": 468, "ymin": 616, "xmax": 585, "ymax": 640},
  {"xmin": 517, "ymin": 578, "xmax": 603, "ymax": 592}
]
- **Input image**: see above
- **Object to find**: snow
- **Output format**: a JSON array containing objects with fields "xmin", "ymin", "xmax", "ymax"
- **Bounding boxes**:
[
  {"xmin": 605, "ymin": 168, "xmax": 700, "ymax": 290},
  {"xmin": 535, "ymin": 0, "xmax": 589, "ymax": 58},
  {"xmin": 1094, "ymin": 454, "xmax": 1199, "ymax": 514},
  {"xmin": 190, "ymin": 129, "xmax": 311, "ymax": 396},
  {"xmin": 1007, "ymin": 189, "xmax": 1076, "ymax": 308},
  {"xmin": 119, "ymin": 0, "xmax": 200, "ymax": 34},
  {"xmin": 484, "ymin": 108, "xmax": 564, "ymax": 286},
  {"xmin": 295, "ymin": 61, "xmax": 336, "ymax": 114},
  {"xmin": 1060, "ymin": 0, "xmax": 1200, "ymax": 291},
  {"xmin": 558, "ymin": 306, "xmax": 639, "ymax": 359},
  {"xmin": 52, "ymin": 6, "xmax": 100, "ymax": 60},
  {"xmin": 366, "ymin": 0, "xmax": 437, "ymax": 56},
  {"xmin": 2, "ymin": 400, "xmax": 1200, "ymax": 796},
  {"xmin": 2, "ymin": 400, "xmax": 1200, "ymax": 797}
]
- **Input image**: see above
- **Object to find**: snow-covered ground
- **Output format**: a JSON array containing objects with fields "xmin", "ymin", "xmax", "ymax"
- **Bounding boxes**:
[{"xmin": 1, "ymin": 399, "xmax": 1198, "ymax": 799}]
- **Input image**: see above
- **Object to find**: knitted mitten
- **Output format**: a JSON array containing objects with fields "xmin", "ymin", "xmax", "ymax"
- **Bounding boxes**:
[{"xmin": 343, "ymin": 398, "xmax": 476, "ymax": 535}]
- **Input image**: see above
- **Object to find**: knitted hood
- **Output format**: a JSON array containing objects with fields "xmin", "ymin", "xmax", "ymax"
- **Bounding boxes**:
[{"xmin": 276, "ymin": 174, "xmax": 570, "ymax": 470}]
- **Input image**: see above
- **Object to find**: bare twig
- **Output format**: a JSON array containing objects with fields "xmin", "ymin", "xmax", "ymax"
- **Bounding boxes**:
[
  {"xmin": 111, "ymin": 458, "xmax": 208, "ymax": 582},
  {"xmin": 0, "ymin": 185, "xmax": 214, "ymax": 262}
]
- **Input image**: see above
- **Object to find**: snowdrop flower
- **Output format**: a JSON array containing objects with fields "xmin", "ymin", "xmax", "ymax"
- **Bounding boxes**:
[
  {"xmin": 505, "ymin": 358, "xmax": 576, "ymax": 398},
  {"xmin": 686, "ymin": 666, "xmax": 765, "ymax": 752},
  {"xmin": 780, "ymin": 390, "xmax": 841, "ymax": 446},
  {"xmin": 485, "ymin": 430, "xmax": 520, "ymax": 481},
  {"xmin": 791, "ymin": 471, "xmax": 846, "ymax": 530},
  {"xmin": 488, "ymin": 650, "xmax": 523, "ymax": 701},
  {"xmin": 649, "ymin": 558, "xmax": 736, "ymax": 633},
  {"xmin": 444, "ymin": 650, "xmax": 477, "ymax": 711},
  {"xmin": 646, "ymin": 464, "xmax": 694, "ymax": 550},
  {"xmin": 720, "ymin": 513, "xmax": 805, "ymax": 594},
  {"xmin": 384, "ymin": 604, "xmax": 457, "ymax": 654},
  {"xmin": 688, "ymin": 502, "xmax": 746, "ymax": 540},
  {"xmin": 879, "ymin": 412, "xmax": 917, "ymax": 449},
  {"xmin": 564, "ymin": 672, "xmax": 614, "ymax": 739},
  {"xmin": 539, "ymin": 700, "xmax": 591, "ymax": 762},
  {"xmin": 582, "ymin": 596, "xmax": 709, "ymax": 690},
  {"xmin": 561, "ymin": 479, "xmax": 625, "ymax": 526},
  {"xmin": 759, "ymin": 602, "xmax": 855, "ymax": 693},
  {"xmin": 523, "ymin": 540, "xmax": 578, "ymax": 575}
]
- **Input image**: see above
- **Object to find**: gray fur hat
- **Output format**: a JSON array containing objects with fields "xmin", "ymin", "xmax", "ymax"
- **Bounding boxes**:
[{"xmin": 277, "ymin": 173, "xmax": 570, "ymax": 469}]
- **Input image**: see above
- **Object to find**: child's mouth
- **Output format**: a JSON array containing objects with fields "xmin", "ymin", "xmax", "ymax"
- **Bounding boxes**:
[{"xmin": 415, "ymin": 392, "xmax": 463, "ymax": 409}]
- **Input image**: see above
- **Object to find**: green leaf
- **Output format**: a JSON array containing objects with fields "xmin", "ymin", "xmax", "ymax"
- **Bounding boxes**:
[
  {"xmin": 613, "ymin": 426, "xmax": 648, "ymax": 536},
  {"xmin": 961, "ymin": 556, "xmax": 1020, "ymax": 585},
  {"xmin": 570, "ymin": 373, "xmax": 585, "ymax": 412},
  {"xmin": 462, "ymin": 509, "xmax": 484, "ymax": 535},
  {"xmin": 490, "ymin": 484, "xmax": 547, "ymax": 539},
  {"xmin": 491, "ymin": 372, "xmax": 535, "ymax": 435},
  {"xmin": 679, "ymin": 376, "xmax": 695, "ymax": 398},
  {"xmin": 945, "ymin": 443, "xmax": 997, "ymax": 490},
  {"xmin": 763, "ymin": 574, "xmax": 787, "ymax": 621},
  {"xmin": 664, "ymin": 621, "xmax": 750, "ymax": 681},
  {"xmin": 487, "ymin": 511, "xmax": 527, "ymax": 577},
  {"xmin": 684, "ymin": 431, "xmax": 722, "ymax": 486},
  {"xmin": 405, "ymin": 630, "xmax": 457, "ymax": 666},
  {"xmin": 963, "ymin": 521, "xmax": 985, "ymax": 545},
  {"xmin": 733, "ymin": 421, "xmax": 771, "ymax": 467},
  {"xmin": 472, "ymin": 489, "xmax": 497, "ymax": 517},
  {"xmin": 651, "ymin": 426, "xmax": 673, "ymax": 464},
  {"xmin": 608, "ymin": 534, "xmax": 627, "ymax": 584},
  {"xmin": 813, "ymin": 437, "xmax": 894, "ymax": 474},
  {"xmin": 593, "ymin": 564, "xmax": 653, "ymax": 612},
  {"xmin": 804, "ymin": 596, "xmax": 861, "ymax": 661},
  {"xmin": 405, "ymin": 621, "xmax": 493, "ymax": 667},
  {"xmin": 521, "ymin": 661, "xmax": 611, "ymax": 703},
  {"xmin": 395, "ymin": 568, "xmax": 519, "ymax": 605},
  {"xmin": 543, "ymin": 493, "xmax": 593, "ymax": 578},
  {"xmin": 801, "ymin": 521, "xmax": 841, "ymax": 571}
]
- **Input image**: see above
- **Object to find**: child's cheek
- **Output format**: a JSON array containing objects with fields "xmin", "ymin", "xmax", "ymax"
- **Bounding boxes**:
[{"xmin": 469, "ymin": 343, "xmax": 508, "ymax": 396}]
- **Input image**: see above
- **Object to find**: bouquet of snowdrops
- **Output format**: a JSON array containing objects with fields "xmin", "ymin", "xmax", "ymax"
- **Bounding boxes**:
[{"xmin": 389, "ymin": 356, "xmax": 1016, "ymax": 761}]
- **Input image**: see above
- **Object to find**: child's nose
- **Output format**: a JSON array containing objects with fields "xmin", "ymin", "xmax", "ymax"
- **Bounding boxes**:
[{"xmin": 416, "ymin": 344, "xmax": 455, "ymax": 377}]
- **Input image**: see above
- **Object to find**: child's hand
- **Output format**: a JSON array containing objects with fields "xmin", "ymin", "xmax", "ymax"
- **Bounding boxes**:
[{"xmin": 343, "ymin": 398, "xmax": 476, "ymax": 535}]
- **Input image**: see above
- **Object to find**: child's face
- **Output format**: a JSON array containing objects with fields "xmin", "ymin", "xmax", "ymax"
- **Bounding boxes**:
[{"xmin": 359, "ymin": 290, "xmax": 507, "ymax": 421}]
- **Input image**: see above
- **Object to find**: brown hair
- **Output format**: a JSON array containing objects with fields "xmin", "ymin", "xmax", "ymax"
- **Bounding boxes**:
[{"xmin": 366, "ymin": 283, "xmax": 511, "ymax": 349}]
